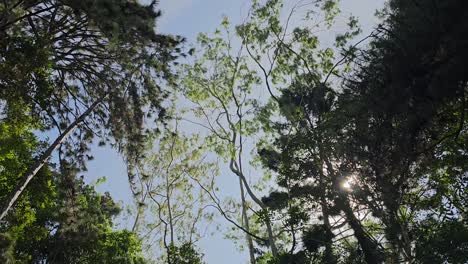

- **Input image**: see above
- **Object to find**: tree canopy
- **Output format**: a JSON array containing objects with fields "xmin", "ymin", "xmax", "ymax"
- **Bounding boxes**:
[{"xmin": 1, "ymin": 0, "xmax": 467, "ymax": 263}]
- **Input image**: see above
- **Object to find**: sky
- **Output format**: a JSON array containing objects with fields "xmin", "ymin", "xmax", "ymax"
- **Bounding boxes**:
[{"xmin": 83, "ymin": 0, "xmax": 386, "ymax": 263}]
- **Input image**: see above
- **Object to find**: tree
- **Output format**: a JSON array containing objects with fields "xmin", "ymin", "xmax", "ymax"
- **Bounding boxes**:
[
  {"xmin": 0, "ymin": 105, "xmax": 57, "ymax": 263},
  {"xmin": 177, "ymin": 18, "xmax": 279, "ymax": 262},
  {"xmin": 259, "ymin": 0, "xmax": 468, "ymax": 263},
  {"xmin": 129, "ymin": 123, "xmax": 211, "ymax": 263},
  {"xmin": 0, "ymin": 0, "xmax": 182, "ymax": 220},
  {"xmin": 335, "ymin": 0, "xmax": 468, "ymax": 261},
  {"xmin": 177, "ymin": 0, "xmax": 364, "ymax": 262},
  {"xmin": 0, "ymin": 116, "xmax": 147, "ymax": 263},
  {"xmin": 237, "ymin": 0, "xmax": 384, "ymax": 262},
  {"xmin": 2, "ymin": 0, "xmax": 467, "ymax": 263},
  {"xmin": 168, "ymin": 243, "xmax": 205, "ymax": 264}
]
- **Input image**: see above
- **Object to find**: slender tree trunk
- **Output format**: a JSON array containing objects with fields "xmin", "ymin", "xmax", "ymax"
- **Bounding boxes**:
[
  {"xmin": 400, "ymin": 222, "xmax": 413, "ymax": 262},
  {"xmin": 383, "ymin": 210, "xmax": 414, "ymax": 263},
  {"xmin": 336, "ymin": 195, "xmax": 383, "ymax": 264},
  {"xmin": 166, "ymin": 178, "xmax": 174, "ymax": 246},
  {"xmin": 241, "ymin": 176, "xmax": 279, "ymax": 257},
  {"xmin": 381, "ymin": 185, "xmax": 413, "ymax": 263},
  {"xmin": 0, "ymin": 97, "xmax": 103, "ymax": 221},
  {"xmin": 383, "ymin": 215, "xmax": 401, "ymax": 264},
  {"xmin": 316, "ymin": 141, "xmax": 382, "ymax": 263},
  {"xmin": 239, "ymin": 177, "xmax": 256, "ymax": 264},
  {"xmin": 60, "ymin": 163, "xmax": 79, "ymax": 230},
  {"xmin": 230, "ymin": 163, "xmax": 279, "ymax": 257},
  {"xmin": 321, "ymin": 195, "xmax": 336, "ymax": 264},
  {"xmin": 166, "ymin": 193, "xmax": 174, "ymax": 264},
  {"xmin": 132, "ymin": 208, "xmax": 141, "ymax": 232},
  {"xmin": 264, "ymin": 216, "xmax": 277, "ymax": 256},
  {"xmin": 319, "ymin": 162, "xmax": 336, "ymax": 264}
]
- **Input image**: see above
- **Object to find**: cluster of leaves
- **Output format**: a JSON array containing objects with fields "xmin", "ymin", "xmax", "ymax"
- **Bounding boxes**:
[{"xmin": 167, "ymin": 243, "xmax": 205, "ymax": 264}]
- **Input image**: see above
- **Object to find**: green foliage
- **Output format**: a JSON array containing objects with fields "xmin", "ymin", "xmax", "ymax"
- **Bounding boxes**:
[
  {"xmin": 0, "ymin": 117, "xmax": 146, "ymax": 263},
  {"xmin": 414, "ymin": 220, "xmax": 468, "ymax": 264},
  {"xmin": 168, "ymin": 243, "xmax": 205, "ymax": 264},
  {"xmin": 1, "ymin": 166, "xmax": 148, "ymax": 263},
  {"xmin": 62, "ymin": 0, "xmax": 162, "ymax": 43},
  {"xmin": 0, "ymin": 0, "xmax": 182, "ymax": 170},
  {"xmin": 258, "ymin": 0, "xmax": 468, "ymax": 263},
  {"xmin": 0, "ymin": 111, "xmax": 57, "ymax": 262},
  {"xmin": 1, "ymin": 0, "xmax": 468, "ymax": 263},
  {"xmin": 302, "ymin": 225, "xmax": 334, "ymax": 253},
  {"xmin": 96, "ymin": 230, "xmax": 147, "ymax": 264},
  {"xmin": 128, "ymin": 127, "xmax": 213, "ymax": 261}
]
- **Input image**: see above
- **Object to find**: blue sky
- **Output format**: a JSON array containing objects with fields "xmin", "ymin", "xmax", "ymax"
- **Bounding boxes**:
[{"xmin": 83, "ymin": 0, "xmax": 386, "ymax": 263}]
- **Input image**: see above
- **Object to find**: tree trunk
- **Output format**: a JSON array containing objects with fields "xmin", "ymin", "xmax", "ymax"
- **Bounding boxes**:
[
  {"xmin": 0, "ymin": 97, "xmax": 103, "ymax": 221},
  {"xmin": 319, "ymin": 162, "xmax": 337, "ymax": 264},
  {"xmin": 230, "ymin": 161, "xmax": 279, "ymax": 257},
  {"xmin": 239, "ymin": 177, "xmax": 256, "ymax": 264},
  {"xmin": 317, "ymin": 142, "xmax": 382, "ymax": 263},
  {"xmin": 166, "ymin": 176, "xmax": 175, "ymax": 246},
  {"xmin": 321, "ymin": 196, "xmax": 336, "ymax": 264},
  {"xmin": 337, "ymin": 195, "xmax": 383, "ymax": 264},
  {"xmin": 380, "ymin": 185, "xmax": 414, "ymax": 263}
]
